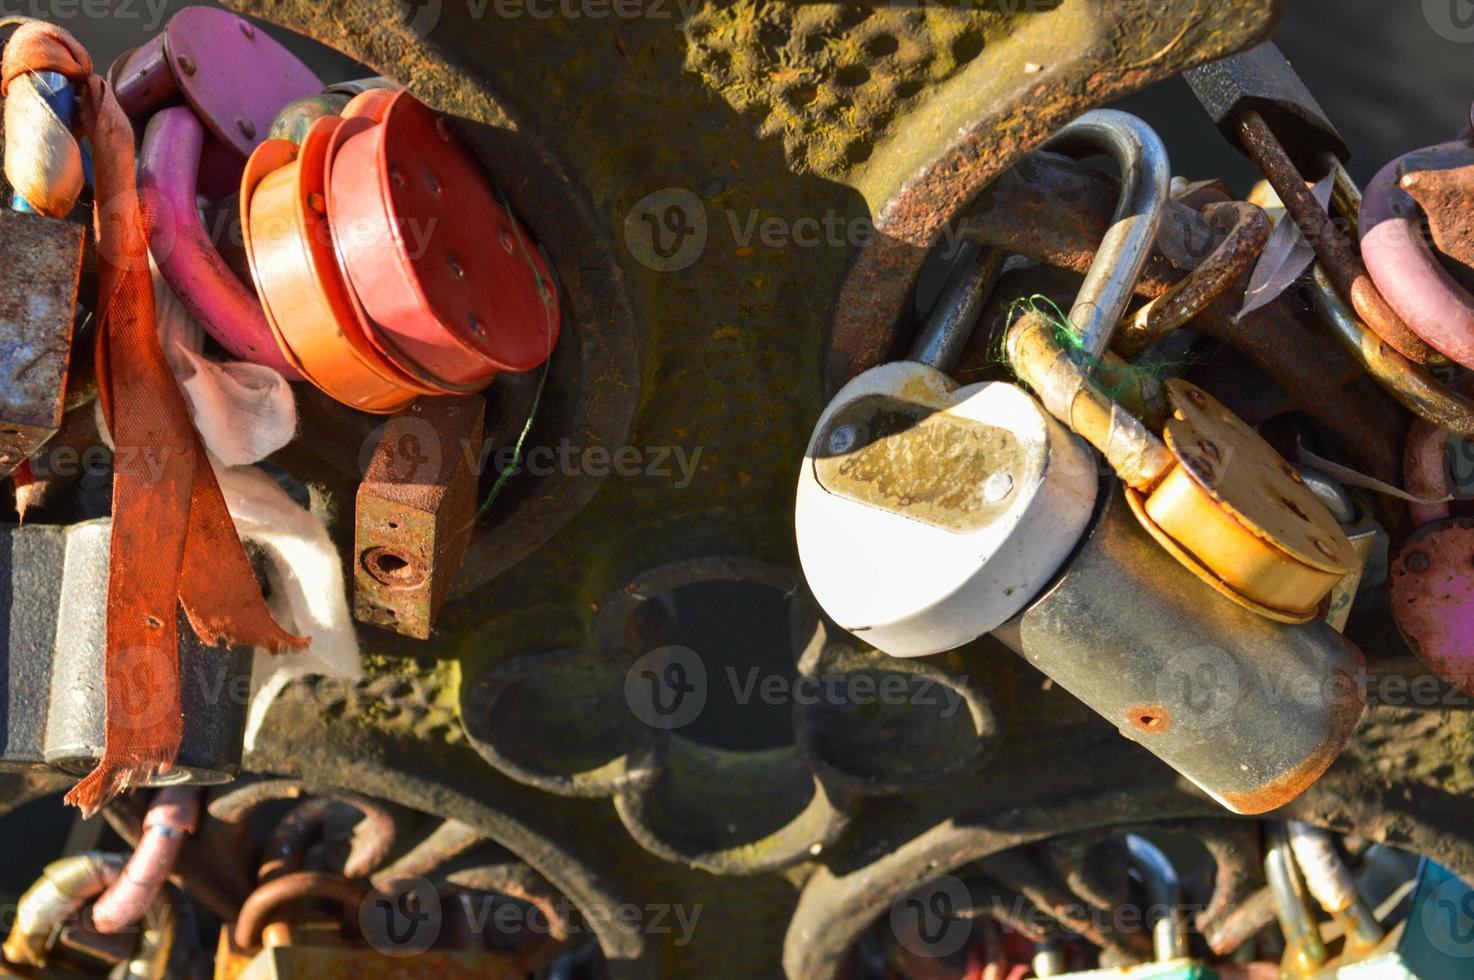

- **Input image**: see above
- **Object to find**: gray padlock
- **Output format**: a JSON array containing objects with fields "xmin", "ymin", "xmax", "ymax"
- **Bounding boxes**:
[
  {"xmin": 993, "ymin": 484, "xmax": 1366, "ymax": 815},
  {"xmin": 0, "ymin": 520, "xmax": 252, "ymax": 784}
]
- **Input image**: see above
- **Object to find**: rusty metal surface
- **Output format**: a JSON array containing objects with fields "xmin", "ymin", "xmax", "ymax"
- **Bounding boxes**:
[
  {"xmin": 1236, "ymin": 111, "xmax": 1442, "ymax": 366},
  {"xmin": 1399, "ymin": 143, "xmax": 1474, "ymax": 278},
  {"xmin": 1114, "ymin": 200, "xmax": 1270, "ymax": 357},
  {"xmin": 354, "ymin": 395, "xmax": 484, "ymax": 638},
  {"xmin": 233, "ymin": 871, "xmax": 368, "ymax": 950},
  {"xmin": 0, "ymin": 210, "xmax": 82, "ymax": 480},
  {"xmin": 1390, "ymin": 520, "xmax": 1474, "ymax": 697},
  {"xmin": 960, "ymin": 150, "xmax": 1405, "ymax": 482}
]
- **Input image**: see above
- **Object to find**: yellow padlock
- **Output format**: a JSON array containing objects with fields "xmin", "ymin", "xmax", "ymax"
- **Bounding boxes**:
[{"xmin": 1008, "ymin": 310, "xmax": 1357, "ymax": 622}]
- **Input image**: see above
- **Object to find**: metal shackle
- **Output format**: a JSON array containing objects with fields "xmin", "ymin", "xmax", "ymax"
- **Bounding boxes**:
[
  {"xmin": 907, "ymin": 243, "xmax": 1005, "ymax": 372},
  {"xmin": 1040, "ymin": 109, "xmax": 1171, "ymax": 359}
]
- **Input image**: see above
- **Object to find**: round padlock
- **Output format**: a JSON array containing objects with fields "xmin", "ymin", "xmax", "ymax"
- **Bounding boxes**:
[
  {"xmin": 327, "ymin": 91, "xmax": 560, "ymax": 385},
  {"xmin": 241, "ymin": 118, "xmax": 431, "ymax": 412},
  {"xmin": 1126, "ymin": 380, "xmax": 1358, "ymax": 623},
  {"xmin": 321, "ymin": 117, "xmax": 495, "ymax": 395}
]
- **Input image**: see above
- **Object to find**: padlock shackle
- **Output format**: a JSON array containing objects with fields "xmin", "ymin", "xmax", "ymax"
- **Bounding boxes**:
[
  {"xmin": 1265, "ymin": 824, "xmax": 1330, "ymax": 972},
  {"xmin": 907, "ymin": 244, "xmax": 1004, "ymax": 371},
  {"xmin": 138, "ymin": 107, "xmax": 302, "ymax": 379},
  {"xmin": 1041, "ymin": 109, "xmax": 1170, "ymax": 360},
  {"xmin": 1126, "ymin": 835, "xmax": 1187, "ymax": 962}
]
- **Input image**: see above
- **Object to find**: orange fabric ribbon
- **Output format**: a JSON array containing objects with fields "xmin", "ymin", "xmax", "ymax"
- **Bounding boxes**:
[{"xmin": 1, "ymin": 20, "xmax": 305, "ymax": 816}]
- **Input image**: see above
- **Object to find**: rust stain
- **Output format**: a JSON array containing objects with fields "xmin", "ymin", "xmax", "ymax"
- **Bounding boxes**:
[{"xmin": 1127, "ymin": 704, "xmax": 1173, "ymax": 734}]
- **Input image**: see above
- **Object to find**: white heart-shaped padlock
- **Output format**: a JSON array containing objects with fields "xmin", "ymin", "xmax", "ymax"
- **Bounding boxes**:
[{"xmin": 796, "ymin": 360, "xmax": 1097, "ymax": 658}]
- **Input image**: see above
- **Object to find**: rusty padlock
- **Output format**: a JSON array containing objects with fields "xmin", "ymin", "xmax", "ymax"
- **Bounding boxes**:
[
  {"xmin": 115, "ymin": 7, "xmax": 322, "ymax": 374},
  {"xmin": 355, "ymin": 395, "xmax": 485, "ymax": 638},
  {"xmin": 0, "ymin": 209, "xmax": 83, "ymax": 480},
  {"xmin": 1390, "ymin": 401, "xmax": 1474, "ymax": 696},
  {"xmin": 1, "ymin": 61, "xmax": 85, "ymax": 480}
]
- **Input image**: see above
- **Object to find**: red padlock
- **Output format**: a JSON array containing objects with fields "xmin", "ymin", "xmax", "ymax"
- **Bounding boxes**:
[
  {"xmin": 241, "ymin": 117, "xmax": 432, "ymax": 412},
  {"xmin": 326, "ymin": 91, "xmax": 559, "ymax": 387}
]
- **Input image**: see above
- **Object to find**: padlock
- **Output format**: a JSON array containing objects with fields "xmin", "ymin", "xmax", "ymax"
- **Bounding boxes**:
[
  {"xmin": 1266, "ymin": 824, "xmax": 1330, "ymax": 977},
  {"xmin": 992, "ymin": 482, "xmax": 1366, "ymax": 815},
  {"xmin": 116, "ymin": 6, "xmax": 322, "ymax": 373},
  {"xmin": 795, "ymin": 247, "xmax": 1098, "ymax": 658},
  {"xmin": 1008, "ymin": 321, "xmax": 1359, "ymax": 623},
  {"xmin": 0, "ymin": 209, "xmax": 83, "ymax": 480},
  {"xmin": 1389, "ymin": 405, "xmax": 1474, "ymax": 696},
  {"xmin": 797, "ymin": 109, "xmax": 1173, "ymax": 658},
  {"xmin": 240, "ymin": 117, "xmax": 433, "ymax": 412},
  {"xmin": 327, "ymin": 90, "xmax": 560, "ymax": 387},
  {"xmin": 1361, "ymin": 139, "xmax": 1474, "ymax": 370},
  {"xmin": 0, "ymin": 520, "xmax": 252, "ymax": 782},
  {"xmin": 355, "ymin": 395, "xmax": 486, "ymax": 638},
  {"xmin": 1126, "ymin": 836, "xmax": 1188, "ymax": 964}
]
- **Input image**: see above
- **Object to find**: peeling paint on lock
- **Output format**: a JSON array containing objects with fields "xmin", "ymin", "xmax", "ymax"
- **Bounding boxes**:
[{"xmin": 995, "ymin": 484, "xmax": 1366, "ymax": 815}]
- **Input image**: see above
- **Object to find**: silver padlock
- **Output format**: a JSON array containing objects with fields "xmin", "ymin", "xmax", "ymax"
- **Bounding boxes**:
[{"xmin": 796, "ymin": 109, "xmax": 1168, "ymax": 659}]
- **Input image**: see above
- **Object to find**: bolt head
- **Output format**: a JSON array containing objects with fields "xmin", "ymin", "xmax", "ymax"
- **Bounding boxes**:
[
  {"xmin": 177, "ymin": 54, "xmax": 197, "ymax": 75},
  {"xmin": 235, "ymin": 116, "xmax": 257, "ymax": 140},
  {"xmin": 827, "ymin": 425, "xmax": 857, "ymax": 455},
  {"xmin": 983, "ymin": 471, "xmax": 1015, "ymax": 503},
  {"xmin": 238, "ymin": 18, "xmax": 256, "ymax": 39},
  {"xmin": 1406, "ymin": 550, "xmax": 1432, "ymax": 573}
]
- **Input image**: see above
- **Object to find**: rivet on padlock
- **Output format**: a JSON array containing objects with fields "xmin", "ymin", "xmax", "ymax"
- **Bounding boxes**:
[
  {"xmin": 796, "ymin": 239, "xmax": 1099, "ymax": 658},
  {"xmin": 1390, "ymin": 392, "xmax": 1474, "ymax": 695}
]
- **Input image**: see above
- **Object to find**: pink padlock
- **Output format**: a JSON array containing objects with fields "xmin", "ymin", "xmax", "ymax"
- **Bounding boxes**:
[
  {"xmin": 138, "ymin": 108, "xmax": 301, "ymax": 378},
  {"xmin": 1391, "ymin": 379, "xmax": 1474, "ymax": 696}
]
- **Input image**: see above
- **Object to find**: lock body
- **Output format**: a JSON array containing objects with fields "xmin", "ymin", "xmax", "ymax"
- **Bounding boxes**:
[
  {"xmin": 0, "ymin": 521, "xmax": 251, "ymax": 782},
  {"xmin": 995, "ymin": 484, "xmax": 1365, "ymax": 815},
  {"xmin": 0, "ymin": 209, "xmax": 83, "ymax": 479},
  {"xmin": 797, "ymin": 363, "xmax": 1098, "ymax": 658}
]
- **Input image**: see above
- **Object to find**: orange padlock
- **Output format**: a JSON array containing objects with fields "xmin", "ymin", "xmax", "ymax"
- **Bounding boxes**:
[
  {"xmin": 327, "ymin": 91, "xmax": 559, "ymax": 387},
  {"xmin": 241, "ymin": 116, "xmax": 430, "ymax": 412}
]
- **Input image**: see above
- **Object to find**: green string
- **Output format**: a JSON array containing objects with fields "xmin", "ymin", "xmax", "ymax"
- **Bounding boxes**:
[
  {"xmin": 996, "ymin": 292, "xmax": 1198, "ymax": 403},
  {"xmin": 473, "ymin": 180, "xmax": 558, "ymax": 523}
]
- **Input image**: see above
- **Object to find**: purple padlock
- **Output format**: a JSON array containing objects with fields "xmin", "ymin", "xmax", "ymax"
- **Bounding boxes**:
[{"xmin": 112, "ymin": 7, "xmax": 321, "ymax": 377}]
